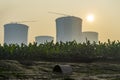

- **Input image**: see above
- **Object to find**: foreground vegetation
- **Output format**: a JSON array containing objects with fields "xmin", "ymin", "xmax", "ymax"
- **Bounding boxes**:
[{"xmin": 0, "ymin": 39, "xmax": 120, "ymax": 62}]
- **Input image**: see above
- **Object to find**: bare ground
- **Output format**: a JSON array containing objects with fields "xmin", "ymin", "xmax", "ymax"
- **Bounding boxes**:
[{"xmin": 0, "ymin": 60, "xmax": 120, "ymax": 80}]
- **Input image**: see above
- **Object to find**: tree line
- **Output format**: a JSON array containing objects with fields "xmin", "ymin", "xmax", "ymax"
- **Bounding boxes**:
[{"xmin": 0, "ymin": 39, "xmax": 120, "ymax": 62}]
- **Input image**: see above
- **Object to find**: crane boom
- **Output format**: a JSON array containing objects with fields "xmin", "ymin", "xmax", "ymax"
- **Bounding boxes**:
[
  {"xmin": 9, "ymin": 20, "xmax": 38, "ymax": 24},
  {"xmin": 19, "ymin": 20, "xmax": 37, "ymax": 23},
  {"xmin": 48, "ymin": 11, "xmax": 70, "ymax": 16}
]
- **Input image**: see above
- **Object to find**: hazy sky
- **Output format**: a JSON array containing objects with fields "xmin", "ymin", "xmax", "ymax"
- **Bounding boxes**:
[{"xmin": 0, "ymin": 0, "xmax": 120, "ymax": 43}]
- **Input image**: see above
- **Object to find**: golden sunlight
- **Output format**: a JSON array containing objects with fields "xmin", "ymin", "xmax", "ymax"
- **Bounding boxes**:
[{"xmin": 86, "ymin": 14, "xmax": 94, "ymax": 22}]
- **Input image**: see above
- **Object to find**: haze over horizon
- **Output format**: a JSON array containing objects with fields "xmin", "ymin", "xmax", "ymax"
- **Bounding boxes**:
[{"xmin": 0, "ymin": 0, "xmax": 120, "ymax": 44}]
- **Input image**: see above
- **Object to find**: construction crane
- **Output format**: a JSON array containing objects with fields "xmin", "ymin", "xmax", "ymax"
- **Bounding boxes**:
[
  {"xmin": 48, "ymin": 11, "xmax": 71, "ymax": 16},
  {"xmin": 10, "ymin": 20, "xmax": 37, "ymax": 24},
  {"xmin": 19, "ymin": 20, "xmax": 37, "ymax": 23}
]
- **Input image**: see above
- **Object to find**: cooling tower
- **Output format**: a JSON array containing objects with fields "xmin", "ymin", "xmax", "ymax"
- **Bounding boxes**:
[
  {"xmin": 56, "ymin": 16, "xmax": 82, "ymax": 43},
  {"xmin": 4, "ymin": 23, "xmax": 29, "ymax": 45},
  {"xmin": 35, "ymin": 36, "xmax": 54, "ymax": 44},
  {"xmin": 82, "ymin": 31, "xmax": 98, "ymax": 43}
]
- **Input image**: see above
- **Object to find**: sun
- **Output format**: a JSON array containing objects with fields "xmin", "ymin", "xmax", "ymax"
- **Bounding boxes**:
[{"xmin": 86, "ymin": 14, "xmax": 94, "ymax": 22}]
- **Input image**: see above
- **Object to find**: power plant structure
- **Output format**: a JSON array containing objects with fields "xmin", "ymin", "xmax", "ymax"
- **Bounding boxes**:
[
  {"xmin": 35, "ymin": 36, "xmax": 54, "ymax": 44},
  {"xmin": 56, "ymin": 16, "xmax": 82, "ymax": 43},
  {"xmin": 2, "ymin": 15, "xmax": 99, "ymax": 45},
  {"xmin": 4, "ymin": 23, "xmax": 29, "ymax": 45},
  {"xmin": 81, "ymin": 31, "xmax": 98, "ymax": 43}
]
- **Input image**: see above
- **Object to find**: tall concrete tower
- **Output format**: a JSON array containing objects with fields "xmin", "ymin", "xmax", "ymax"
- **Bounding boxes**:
[
  {"xmin": 4, "ymin": 23, "xmax": 29, "ymax": 45},
  {"xmin": 35, "ymin": 36, "xmax": 54, "ymax": 44},
  {"xmin": 56, "ymin": 16, "xmax": 82, "ymax": 43},
  {"xmin": 82, "ymin": 31, "xmax": 98, "ymax": 43}
]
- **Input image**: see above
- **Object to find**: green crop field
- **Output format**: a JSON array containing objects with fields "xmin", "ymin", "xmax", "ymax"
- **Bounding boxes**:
[{"xmin": 0, "ymin": 40, "xmax": 120, "ymax": 62}]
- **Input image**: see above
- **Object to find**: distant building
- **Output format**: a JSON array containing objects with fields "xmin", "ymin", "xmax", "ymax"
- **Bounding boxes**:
[
  {"xmin": 4, "ymin": 23, "xmax": 29, "ymax": 45},
  {"xmin": 35, "ymin": 36, "xmax": 54, "ymax": 44},
  {"xmin": 56, "ymin": 16, "xmax": 82, "ymax": 43},
  {"xmin": 81, "ymin": 31, "xmax": 98, "ymax": 43}
]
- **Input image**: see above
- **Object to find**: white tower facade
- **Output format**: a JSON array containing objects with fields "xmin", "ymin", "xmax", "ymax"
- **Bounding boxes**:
[
  {"xmin": 82, "ymin": 31, "xmax": 98, "ymax": 43},
  {"xmin": 4, "ymin": 23, "xmax": 29, "ymax": 45},
  {"xmin": 35, "ymin": 36, "xmax": 54, "ymax": 44},
  {"xmin": 56, "ymin": 16, "xmax": 82, "ymax": 43}
]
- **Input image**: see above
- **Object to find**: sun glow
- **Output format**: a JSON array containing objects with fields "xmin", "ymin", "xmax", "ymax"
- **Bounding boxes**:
[{"xmin": 86, "ymin": 14, "xmax": 94, "ymax": 22}]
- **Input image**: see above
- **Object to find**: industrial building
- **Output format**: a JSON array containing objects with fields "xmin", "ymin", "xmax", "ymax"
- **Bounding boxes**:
[
  {"xmin": 81, "ymin": 31, "xmax": 98, "ymax": 43},
  {"xmin": 35, "ymin": 36, "xmax": 54, "ymax": 44},
  {"xmin": 4, "ymin": 23, "xmax": 29, "ymax": 45},
  {"xmin": 56, "ymin": 16, "xmax": 82, "ymax": 43}
]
